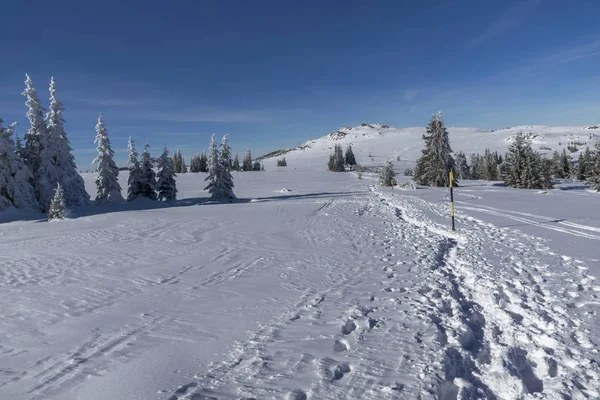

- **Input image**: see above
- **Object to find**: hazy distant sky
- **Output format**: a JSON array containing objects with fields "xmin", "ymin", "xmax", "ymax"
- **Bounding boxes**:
[{"xmin": 2, "ymin": 0, "xmax": 600, "ymax": 165}]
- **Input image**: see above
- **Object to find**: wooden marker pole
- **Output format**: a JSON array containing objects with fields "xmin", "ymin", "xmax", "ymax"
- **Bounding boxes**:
[{"xmin": 449, "ymin": 169, "xmax": 455, "ymax": 232}]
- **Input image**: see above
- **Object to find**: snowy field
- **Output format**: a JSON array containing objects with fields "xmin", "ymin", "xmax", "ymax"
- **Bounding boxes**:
[{"xmin": 0, "ymin": 162, "xmax": 599, "ymax": 399}]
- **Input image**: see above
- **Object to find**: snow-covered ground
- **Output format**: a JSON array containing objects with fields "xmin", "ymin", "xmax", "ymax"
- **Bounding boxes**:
[
  {"xmin": 1, "ymin": 163, "xmax": 599, "ymax": 399},
  {"xmin": 260, "ymin": 123, "xmax": 599, "ymax": 173}
]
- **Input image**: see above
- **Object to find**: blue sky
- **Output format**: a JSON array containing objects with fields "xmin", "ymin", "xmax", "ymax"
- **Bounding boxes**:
[{"xmin": 1, "ymin": 0, "xmax": 600, "ymax": 166}]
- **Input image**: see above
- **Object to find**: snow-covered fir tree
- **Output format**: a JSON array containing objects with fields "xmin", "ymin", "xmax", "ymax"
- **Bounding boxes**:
[
  {"xmin": 93, "ymin": 116, "xmax": 124, "ymax": 203},
  {"xmin": 47, "ymin": 183, "xmax": 66, "ymax": 221},
  {"xmin": 345, "ymin": 145, "xmax": 356, "ymax": 166},
  {"xmin": 454, "ymin": 151, "xmax": 470, "ymax": 179},
  {"xmin": 45, "ymin": 77, "xmax": 89, "ymax": 208},
  {"xmin": 540, "ymin": 158, "xmax": 554, "ymax": 190},
  {"xmin": 0, "ymin": 120, "xmax": 39, "ymax": 210},
  {"xmin": 414, "ymin": 112, "xmax": 455, "ymax": 187},
  {"xmin": 560, "ymin": 149, "xmax": 571, "ymax": 178},
  {"xmin": 232, "ymin": 153, "xmax": 241, "ymax": 171},
  {"xmin": 157, "ymin": 146, "xmax": 177, "ymax": 201},
  {"xmin": 328, "ymin": 144, "xmax": 345, "ymax": 172},
  {"xmin": 15, "ymin": 135, "xmax": 26, "ymax": 160},
  {"xmin": 482, "ymin": 149, "xmax": 499, "ymax": 181},
  {"xmin": 379, "ymin": 161, "xmax": 396, "ymax": 186},
  {"xmin": 470, "ymin": 153, "xmax": 483, "ymax": 179},
  {"xmin": 215, "ymin": 135, "xmax": 236, "ymax": 201},
  {"xmin": 504, "ymin": 133, "xmax": 528, "ymax": 188},
  {"xmin": 243, "ymin": 149, "xmax": 253, "ymax": 171},
  {"xmin": 551, "ymin": 151, "xmax": 563, "ymax": 178},
  {"xmin": 590, "ymin": 142, "xmax": 600, "ymax": 191},
  {"xmin": 22, "ymin": 74, "xmax": 47, "ymax": 179},
  {"xmin": 138, "ymin": 144, "xmax": 157, "ymax": 200},
  {"xmin": 204, "ymin": 135, "xmax": 219, "ymax": 195},
  {"xmin": 126, "ymin": 136, "xmax": 144, "ymax": 201},
  {"xmin": 23, "ymin": 74, "xmax": 58, "ymax": 209}
]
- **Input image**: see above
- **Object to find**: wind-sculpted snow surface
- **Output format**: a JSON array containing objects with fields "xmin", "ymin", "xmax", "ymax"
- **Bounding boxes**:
[{"xmin": 0, "ymin": 170, "xmax": 598, "ymax": 399}]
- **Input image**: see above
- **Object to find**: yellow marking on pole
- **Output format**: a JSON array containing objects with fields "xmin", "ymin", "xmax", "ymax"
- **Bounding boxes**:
[
  {"xmin": 449, "ymin": 169, "xmax": 453, "ymax": 188},
  {"xmin": 451, "ymin": 202, "xmax": 455, "ymax": 217}
]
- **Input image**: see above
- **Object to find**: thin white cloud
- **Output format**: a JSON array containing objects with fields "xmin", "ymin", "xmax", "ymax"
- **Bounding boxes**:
[
  {"xmin": 140, "ymin": 109, "xmax": 270, "ymax": 123},
  {"xmin": 469, "ymin": 0, "xmax": 540, "ymax": 47},
  {"xmin": 545, "ymin": 39, "xmax": 600, "ymax": 64}
]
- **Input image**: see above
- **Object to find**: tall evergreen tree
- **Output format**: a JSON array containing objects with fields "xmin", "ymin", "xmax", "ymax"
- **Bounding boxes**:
[
  {"xmin": 47, "ymin": 183, "xmax": 67, "ymax": 221},
  {"xmin": 22, "ymin": 74, "xmax": 47, "ymax": 180},
  {"xmin": 45, "ymin": 77, "xmax": 90, "ymax": 208},
  {"xmin": 551, "ymin": 150, "xmax": 563, "ymax": 178},
  {"xmin": 414, "ymin": 112, "xmax": 455, "ymax": 187},
  {"xmin": 179, "ymin": 152, "xmax": 188, "ymax": 173},
  {"xmin": 454, "ymin": 151, "xmax": 470, "ymax": 180},
  {"xmin": 138, "ymin": 144, "xmax": 157, "ymax": 200},
  {"xmin": 504, "ymin": 132, "xmax": 553, "ymax": 189},
  {"xmin": 232, "ymin": 153, "xmax": 241, "ymax": 171},
  {"xmin": 157, "ymin": 146, "xmax": 177, "ymax": 201},
  {"xmin": 345, "ymin": 145, "xmax": 356, "ymax": 166},
  {"xmin": 126, "ymin": 136, "xmax": 144, "ymax": 201},
  {"xmin": 560, "ymin": 149, "xmax": 571, "ymax": 178},
  {"xmin": 204, "ymin": 135, "xmax": 220, "ymax": 196},
  {"xmin": 328, "ymin": 144, "xmax": 345, "ymax": 172},
  {"xmin": 482, "ymin": 149, "xmax": 499, "ymax": 180},
  {"xmin": 172, "ymin": 150, "xmax": 181, "ymax": 173},
  {"xmin": 243, "ymin": 149, "xmax": 253, "ymax": 171},
  {"xmin": 590, "ymin": 142, "xmax": 600, "ymax": 191},
  {"xmin": 504, "ymin": 133, "xmax": 528, "ymax": 188},
  {"xmin": 213, "ymin": 135, "xmax": 236, "ymax": 201},
  {"xmin": 470, "ymin": 153, "xmax": 483, "ymax": 180},
  {"xmin": 0, "ymin": 120, "xmax": 39, "ymax": 210},
  {"xmin": 199, "ymin": 151, "xmax": 208, "ymax": 173},
  {"xmin": 379, "ymin": 161, "xmax": 396, "ymax": 186},
  {"xmin": 93, "ymin": 116, "xmax": 123, "ymax": 202}
]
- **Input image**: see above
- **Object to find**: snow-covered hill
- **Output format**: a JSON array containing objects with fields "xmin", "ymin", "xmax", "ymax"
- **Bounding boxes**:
[{"xmin": 261, "ymin": 123, "xmax": 600, "ymax": 171}]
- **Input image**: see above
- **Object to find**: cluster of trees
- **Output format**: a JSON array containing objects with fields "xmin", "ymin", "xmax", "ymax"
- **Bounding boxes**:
[
  {"xmin": 185, "ymin": 148, "xmax": 264, "ymax": 173},
  {"xmin": 454, "ymin": 150, "xmax": 503, "ymax": 181},
  {"xmin": 172, "ymin": 150, "xmax": 188, "ymax": 173},
  {"xmin": 328, "ymin": 144, "xmax": 356, "ymax": 172},
  {"xmin": 204, "ymin": 135, "xmax": 236, "ymax": 201},
  {"xmin": 190, "ymin": 152, "xmax": 209, "ymax": 173},
  {"xmin": 277, "ymin": 157, "xmax": 287, "ymax": 167},
  {"xmin": 0, "ymin": 75, "xmax": 89, "ymax": 215},
  {"xmin": 501, "ymin": 133, "xmax": 554, "ymax": 189}
]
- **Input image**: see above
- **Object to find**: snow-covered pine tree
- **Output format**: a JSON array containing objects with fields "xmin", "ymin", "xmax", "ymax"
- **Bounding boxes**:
[
  {"xmin": 560, "ymin": 149, "xmax": 571, "ymax": 178},
  {"xmin": 22, "ymin": 74, "xmax": 47, "ymax": 178},
  {"xmin": 379, "ymin": 161, "xmax": 396, "ymax": 186},
  {"xmin": 482, "ymin": 149, "xmax": 499, "ymax": 180},
  {"xmin": 45, "ymin": 77, "xmax": 90, "ymax": 208},
  {"xmin": 345, "ymin": 145, "xmax": 356, "ymax": 166},
  {"xmin": 328, "ymin": 144, "xmax": 345, "ymax": 172},
  {"xmin": 204, "ymin": 135, "xmax": 220, "ymax": 195},
  {"xmin": 469, "ymin": 153, "xmax": 483, "ymax": 180},
  {"xmin": 126, "ymin": 136, "xmax": 144, "ymax": 201},
  {"xmin": 454, "ymin": 151, "xmax": 470, "ymax": 179},
  {"xmin": 47, "ymin": 183, "xmax": 67, "ymax": 221},
  {"xmin": 0, "ymin": 120, "xmax": 39, "ymax": 210},
  {"xmin": 199, "ymin": 151, "xmax": 208, "ymax": 172},
  {"xmin": 576, "ymin": 152, "xmax": 586, "ymax": 181},
  {"xmin": 414, "ymin": 112, "xmax": 455, "ymax": 187},
  {"xmin": 215, "ymin": 135, "xmax": 236, "ymax": 201},
  {"xmin": 520, "ymin": 148, "xmax": 541, "ymax": 189},
  {"xmin": 157, "ymin": 146, "xmax": 177, "ymax": 201},
  {"xmin": 138, "ymin": 144, "xmax": 157, "ymax": 200},
  {"xmin": 233, "ymin": 153, "xmax": 241, "ymax": 171},
  {"xmin": 93, "ymin": 116, "xmax": 124, "ymax": 202},
  {"xmin": 590, "ymin": 142, "xmax": 600, "ymax": 191},
  {"xmin": 243, "ymin": 149, "xmax": 253, "ymax": 171},
  {"xmin": 15, "ymin": 135, "xmax": 26, "ymax": 160},
  {"xmin": 504, "ymin": 132, "xmax": 528, "ymax": 188}
]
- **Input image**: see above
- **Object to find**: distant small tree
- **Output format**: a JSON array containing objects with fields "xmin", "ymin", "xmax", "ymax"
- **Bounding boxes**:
[
  {"xmin": 232, "ymin": 153, "xmax": 241, "ymax": 171},
  {"xmin": 404, "ymin": 168, "xmax": 414, "ymax": 176},
  {"xmin": 379, "ymin": 161, "xmax": 396, "ymax": 187},
  {"xmin": 560, "ymin": 149, "xmax": 571, "ymax": 178},
  {"xmin": 277, "ymin": 157, "xmax": 287, "ymax": 167},
  {"xmin": 253, "ymin": 160, "xmax": 261, "ymax": 171},
  {"xmin": 189, "ymin": 153, "xmax": 201, "ymax": 173},
  {"xmin": 243, "ymin": 149, "xmax": 253, "ymax": 171},
  {"xmin": 199, "ymin": 151, "xmax": 208, "ymax": 173},
  {"xmin": 47, "ymin": 183, "xmax": 66, "ymax": 221},
  {"xmin": 180, "ymin": 153, "xmax": 188, "ymax": 174},
  {"xmin": 127, "ymin": 136, "xmax": 144, "ymax": 202},
  {"xmin": 590, "ymin": 142, "xmax": 600, "ymax": 191},
  {"xmin": 345, "ymin": 145, "xmax": 356, "ymax": 166}
]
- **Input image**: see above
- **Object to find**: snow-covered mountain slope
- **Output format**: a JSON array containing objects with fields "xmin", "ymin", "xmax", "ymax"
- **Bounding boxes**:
[
  {"xmin": 261, "ymin": 123, "xmax": 600, "ymax": 171},
  {"xmin": 1, "ymin": 166, "xmax": 599, "ymax": 399}
]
